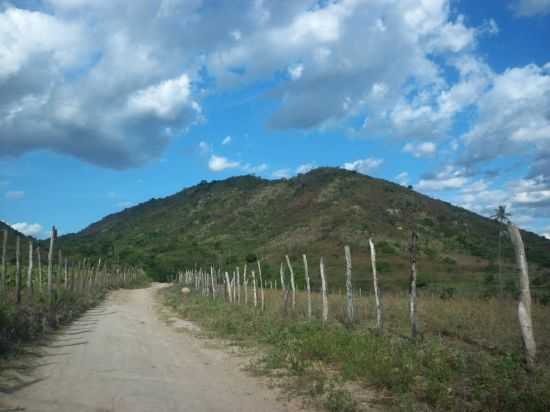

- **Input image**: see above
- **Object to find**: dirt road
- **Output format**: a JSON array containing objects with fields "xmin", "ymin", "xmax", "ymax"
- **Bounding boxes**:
[{"xmin": 0, "ymin": 284, "xmax": 307, "ymax": 412}]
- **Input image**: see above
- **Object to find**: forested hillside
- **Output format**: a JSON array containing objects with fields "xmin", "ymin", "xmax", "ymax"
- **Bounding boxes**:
[{"xmin": 54, "ymin": 168, "xmax": 550, "ymax": 294}]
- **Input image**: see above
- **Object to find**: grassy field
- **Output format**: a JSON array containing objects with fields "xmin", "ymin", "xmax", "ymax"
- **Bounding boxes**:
[{"xmin": 161, "ymin": 285, "xmax": 550, "ymax": 411}]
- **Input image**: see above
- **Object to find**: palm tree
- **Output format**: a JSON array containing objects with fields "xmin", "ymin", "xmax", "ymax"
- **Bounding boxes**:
[{"xmin": 491, "ymin": 205, "xmax": 511, "ymax": 296}]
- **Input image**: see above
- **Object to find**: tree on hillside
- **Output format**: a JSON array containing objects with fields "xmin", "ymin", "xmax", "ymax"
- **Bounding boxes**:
[{"xmin": 492, "ymin": 205, "xmax": 512, "ymax": 296}]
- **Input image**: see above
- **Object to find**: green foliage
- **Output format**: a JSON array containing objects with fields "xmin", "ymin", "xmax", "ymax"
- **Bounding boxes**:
[
  {"xmin": 0, "ymin": 290, "xmax": 104, "ymax": 355},
  {"xmin": 0, "ymin": 276, "xmax": 149, "ymax": 356},
  {"xmin": 377, "ymin": 261, "xmax": 393, "ymax": 273},
  {"xmin": 324, "ymin": 388, "xmax": 357, "ymax": 412},
  {"xmin": 416, "ymin": 279, "xmax": 428, "ymax": 288},
  {"xmin": 44, "ymin": 167, "xmax": 550, "ymax": 290},
  {"xmin": 442, "ymin": 256, "xmax": 457, "ymax": 265},
  {"xmin": 377, "ymin": 240, "xmax": 398, "ymax": 255},
  {"xmin": 439, "ymin": 287, "xmax": 456, "ymax": 299},
  {"xmin": 162, "ymin": 287, "xmax": 550, "ymax": 412}
]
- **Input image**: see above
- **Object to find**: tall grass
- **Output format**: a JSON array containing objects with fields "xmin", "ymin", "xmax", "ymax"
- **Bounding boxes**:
[
  {"xmin": 162, "ymin": 285, "xmax": 550, "ymax": 411},
  {"xmin": 0, "ymin": 277, "xmax": 149, "ymax": 356}
]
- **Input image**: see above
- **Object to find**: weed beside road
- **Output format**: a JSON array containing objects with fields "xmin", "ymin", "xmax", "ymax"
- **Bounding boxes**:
[{"xmin": 161, "ymin": 286, "xmax": 550, "ymax": 411}]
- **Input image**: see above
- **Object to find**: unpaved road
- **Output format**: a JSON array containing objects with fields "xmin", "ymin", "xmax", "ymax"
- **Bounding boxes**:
[{"xmin": 0, "ymin": 284, "xmax": 308, "ymax": 412}]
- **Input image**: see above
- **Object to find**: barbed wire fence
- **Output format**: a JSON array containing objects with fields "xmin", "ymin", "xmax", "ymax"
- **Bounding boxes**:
[{"xmin": 176, "ymin": 223, "xmax": 540, "ymax": 371}]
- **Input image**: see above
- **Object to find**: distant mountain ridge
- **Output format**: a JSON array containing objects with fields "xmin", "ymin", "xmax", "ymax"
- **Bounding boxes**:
[{"xmin": 55, "ymin": 168, "xmax": 550, "ymax": 286}]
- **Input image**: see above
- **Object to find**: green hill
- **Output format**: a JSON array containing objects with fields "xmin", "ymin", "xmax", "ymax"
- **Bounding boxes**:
[
  {"xmin": 53, "ymin": 167, "xmax": 550, "ymax": 296},
  {"xmin": 0, "ymin": 221, "xmax": 36, "ymax": 265}
]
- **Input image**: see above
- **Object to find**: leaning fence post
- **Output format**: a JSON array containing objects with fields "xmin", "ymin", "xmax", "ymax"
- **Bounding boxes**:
[
  {"xmin": 303, "ymin": 254, "xmax": 312, "ymax": 320},
  {"xmin": 508, "ymin": 223, "xmax": 537, "ymax": 371},
  {"xmin": 225, "ymin": 271, "xmax": 233, "ymax": 303},
  {"xmin": 285, "ymin": 255, "xmax": 296, "ymax": 310},
  {"xmin": 344, "ymin": 245, "xmax": 354, "ymax": 325},
  {"xmin": 27, "ymin": 240, "xmax": 33, "ymax": 301},
  {"xmin": 280, "ymin": 262, "xmax": 289, "ymax": 315},
  {"xmin": 279, "ymin": 262, "xmax": 286, "ymax": 291},
  {"xmin": 320, "ymin": 257, "xmax": 328, "ymax": 324},
  {"xmin": 409, "ymin": 232, "xmax": 418, "ymax": 339},
  {"xmin": 15, "ymin": 236, "xmax": 21, "ymax": 304},
  {"xmin": 369, "ymin": 238, "xmax": 383, "ymax": 332}
]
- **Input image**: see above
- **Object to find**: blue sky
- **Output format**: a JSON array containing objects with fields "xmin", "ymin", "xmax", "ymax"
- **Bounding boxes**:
[{"xmin": 1, "ymin": 0, "xmax": 550, "ymax": 239}]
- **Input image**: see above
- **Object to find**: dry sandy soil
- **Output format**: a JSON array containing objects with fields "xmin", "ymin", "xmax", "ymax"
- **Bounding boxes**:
[{"xmin": 0, "ymin": 284, "xmax": 311, "ymax": 412}]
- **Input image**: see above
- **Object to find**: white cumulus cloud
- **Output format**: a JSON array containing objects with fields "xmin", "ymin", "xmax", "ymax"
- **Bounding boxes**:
[
  {"xmin": 461, "ymin": 63, "xmax": 550, "ymax": 180},
  {"xmin": 417, "ymin": 166, "xmax": 468, "ymax": 191},
  {"xmin": 403, "ymin": 142, "xmax": 437, "ymax": 157},
  {"xmin": 272, "ymin": 169, "xmax": 292, "ymax": 179},
  {"xmin": 127, "ymin": 74, "xmax": 198, "ymax": 120},
  {"xmin": 0, "ymin": 2, "xmax": 203, "ymax": 169},
  {"xmin": 10, "ymin": 222, "xmax": 43, "ymax": 237},
  {"xmin": 208, "ymin": 154, "xmax": 240, "ymax": 172},
  {"xmin": 396, "ymin": 172, "xmax": 409, "ymax": 186},
  {"xmin": 296, "ymin": 163, "xmax": 315, "ymax": 174},
  {"xmin": 342, "ymin": 158, "xmax": 383, "ymax": 175},
  {"xmin": 242, "ymin": 163, "xmax": 268, "ymax": 174}
]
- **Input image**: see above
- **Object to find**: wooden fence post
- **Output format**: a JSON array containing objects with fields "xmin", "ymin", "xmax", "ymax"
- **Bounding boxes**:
[
  {"xmin": 508, "ymin": 223, "xmax": 537, "ymax": 370},
  {"xmin": 57, "ymin": 249, "xmax": 63, "ymax": 292},
  {"xmin": 236, "ymin": 266, "xmax": 241, "ymax": 304},
  {"xmin": 1, "ymin": 229, "xmax": 6, "ymax": 293},
  {"xmin": 279, "ymin": 262, "xmax": 286, "ymax": 291},
  {"xmin": 303, "ymin": 254, "xmax": 311, "ymax": 320},
  {"xmin": 244, "ymin": 265, "xmax": 248, "ymax": 305},
  {"xmin": 48, "ymin": 226, "xmax": 57, "ymax": 306},
  {"xmin": 211, "ymin": 266, "xmax": 216, "ymax": 300},
  {"xmin": 37, "ymin": 246, "xmax": 42, "ymax": 293},
  {"xmin": 225, "ymin": 272, "xmax": 232, "ymax": 303},
  {"xmin": 15, "ymin": 236, "xmax": 21, "ymax": 304},
  {"xmin": 74, "ymin": 260, "xmax": 80, "ymax": 292},
  {"xmin": 64, "ymin": 258, "xmax": 68, "ymax": 289},
  {"xmin": 257, "ymin": 260, "xmax": 265, "ymax": 311},
  {"xmin": 251, "ymin": 270, "xmax": 258, "ymax": 308},
  {"xmin": 285, "ymin": 255, "xmax": 296, "ymax": 309},
  {"xmin": 27, "ymin": 240, "xmax": 33, "ymax": 300},
  {"xmin": 320, "ymin": 257, "xmax": 328, "ymax": 324},
  {"xmin": 280, "ymin": 262, "xmax": 289, "ymax": 315},
  {"xmin": 409, "ymin": 232, "xmax": 418, "ymax": 339},
  {"xmin": 344, "ymin": 245, "xmax": 354, "ymax": 325},
  {"xmin": 369, "ymin": 238, "xmax": 383, "ymax": 332}
]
